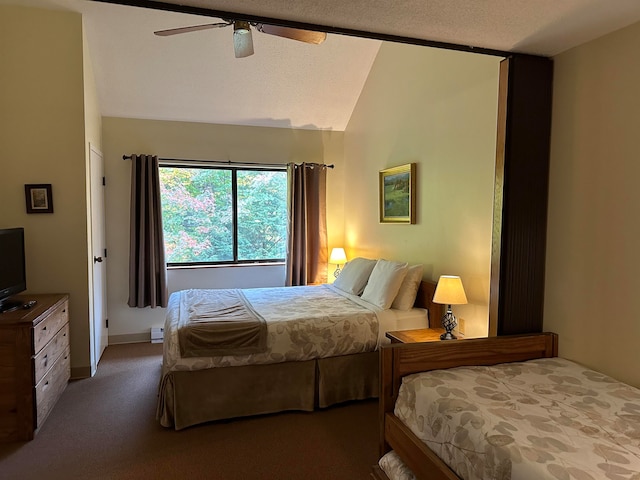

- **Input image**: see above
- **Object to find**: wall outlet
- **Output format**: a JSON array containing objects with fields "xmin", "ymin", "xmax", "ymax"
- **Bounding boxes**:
[{"xmin": 457, "ymin": 317, "xmax": 465, "ymax": 336}]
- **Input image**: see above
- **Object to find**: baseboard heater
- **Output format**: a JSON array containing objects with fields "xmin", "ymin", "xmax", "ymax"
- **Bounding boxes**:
[{"xmin": 151, "ymin": 326, "xmax": 164, "ymax": 344}]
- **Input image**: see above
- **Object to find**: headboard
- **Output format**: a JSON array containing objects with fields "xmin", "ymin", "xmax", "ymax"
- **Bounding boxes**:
[{"xmin": 414, "ymin": 280, "xmax": 445, "ymax": 329}]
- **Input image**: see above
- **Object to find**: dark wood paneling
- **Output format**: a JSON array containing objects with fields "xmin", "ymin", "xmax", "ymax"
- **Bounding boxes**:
[{"xmin": 490, "ymin": 55, "xmax": 554, "ymax": 336}]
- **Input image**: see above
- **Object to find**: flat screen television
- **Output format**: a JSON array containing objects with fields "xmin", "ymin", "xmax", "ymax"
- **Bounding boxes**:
[{"xmin": 0, "ymin": 227, "xmax": 27, "ymax": 313}]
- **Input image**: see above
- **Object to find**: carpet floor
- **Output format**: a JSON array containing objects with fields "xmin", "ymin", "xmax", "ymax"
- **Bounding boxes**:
[{"xmin": 0, "ymin": 342, "xmax": 379, "ymax": 480}]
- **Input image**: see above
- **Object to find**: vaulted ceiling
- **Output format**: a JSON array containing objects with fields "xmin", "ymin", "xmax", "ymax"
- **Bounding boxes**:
[{"xmin": 5, "ymin": 0, "xmax": 640, "ymax": 130}]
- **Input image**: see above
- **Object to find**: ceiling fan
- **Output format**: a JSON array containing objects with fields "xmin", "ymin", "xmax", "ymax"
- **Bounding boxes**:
[{"xmin": 154, "ymin": 20, "xmax": 327, "ymax": 58}]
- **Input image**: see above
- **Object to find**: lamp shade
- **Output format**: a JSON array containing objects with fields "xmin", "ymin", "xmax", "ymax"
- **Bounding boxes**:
[
  {"xmin": 329, "ymin": 248, "xmax": 347, "ymax": 264},
  {"xmin": 433, "ymin": 275, "xmax": 468, "ymax": 305}
]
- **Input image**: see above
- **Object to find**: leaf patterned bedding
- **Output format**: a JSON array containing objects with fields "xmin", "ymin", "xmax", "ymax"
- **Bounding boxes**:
[
  {"xmin": 394, "ymin": 357, "xmax": 640, "ymax": 480},
  {"xmin": 163, "ymin": 284, "xmax": 382, "ymax": 374},
  {"xmin": 379, "ymin": 450, "xmax": 417, "ymax": 480}
]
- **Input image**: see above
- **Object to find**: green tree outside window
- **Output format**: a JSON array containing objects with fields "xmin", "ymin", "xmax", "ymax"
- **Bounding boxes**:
[{"xmin": 159, "ymin": 166, "xmax": 287, "ymax": 264}]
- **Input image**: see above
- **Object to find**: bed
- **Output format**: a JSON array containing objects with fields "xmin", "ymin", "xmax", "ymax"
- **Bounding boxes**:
[
  {"xmin": 156, "ymin": 258, "xmax": 444, "ymax": 430},
  {"xmin": 373, "ymin": 333, "xmax": 640, "ymax": 480}
]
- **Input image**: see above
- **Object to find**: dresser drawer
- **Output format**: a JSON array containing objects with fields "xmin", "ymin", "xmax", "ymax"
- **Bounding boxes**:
[
  {"xmin": 33, "ymin": 300, "xmax": 69, "ymax": 354},
  {"xmin": 35, "ymin": 346, "xmax": 70, "ymax": 429},
  {"xmin": 33, "ymin": 323, "xmax": 69, "ymax": 385}
]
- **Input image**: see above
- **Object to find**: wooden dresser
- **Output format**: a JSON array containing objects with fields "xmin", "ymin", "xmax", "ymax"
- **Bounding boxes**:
[{"xmin": 0, "ymin": 294, "xmax": 70, "ymax": 442}]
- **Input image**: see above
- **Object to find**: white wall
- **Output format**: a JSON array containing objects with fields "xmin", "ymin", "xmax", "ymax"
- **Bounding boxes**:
[
  {"xmin": 0, "ymin": 6, "xmax": 94, "ymax": 375},
  {"xmin": 103, "ymin": 117, "xmax": 345, "ymax": 342},
  {"xmin": 343, "ymin": 42, "xmax": 500, "ymax": 337},
  {"xmin": 545, "ymin": 20, "xmax": 640, "ymax": 387}
]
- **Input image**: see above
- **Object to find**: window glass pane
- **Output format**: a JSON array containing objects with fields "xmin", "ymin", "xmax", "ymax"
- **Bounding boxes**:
[
  {"xmin": 159, "ymin": 167, "xmax": 233, "ymax": 262},
  {"xmin": 237, "ymin": 170, "xmax": 287, "ymax": 261}
]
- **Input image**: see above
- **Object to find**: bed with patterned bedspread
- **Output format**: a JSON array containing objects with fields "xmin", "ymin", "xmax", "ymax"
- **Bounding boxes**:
[
  {"xmin": 164, "ymin": 284, "xmax": 381, "ymax": 373},
  {"xmin": 376, "ymin": 334, "xmax": 640, "ymax": 480},
  {"xmin": 157, "ymin": 258, "xmax": 442, "ymax": 430}
]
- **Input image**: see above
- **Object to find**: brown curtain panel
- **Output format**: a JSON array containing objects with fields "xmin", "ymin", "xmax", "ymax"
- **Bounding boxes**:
[
  {"xmin": 285, "ymin": 163, "xmax": 328, "ymax": 286},
  {"xmin": 128, "ymin": 154, "xmax": 168, "ymax": 308}
]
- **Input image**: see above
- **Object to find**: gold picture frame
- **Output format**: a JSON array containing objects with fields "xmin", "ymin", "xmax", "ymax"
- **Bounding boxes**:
[{"xmin": 379, "ymin": 163, "xmax": 416, "ymax": 224}]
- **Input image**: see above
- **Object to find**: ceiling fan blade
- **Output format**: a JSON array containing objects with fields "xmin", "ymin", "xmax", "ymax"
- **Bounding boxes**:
[
  {"xmin": 233, "ymin": 21, "xmax": 254, "ymax": 58},
  {"xmin": 256, "ymin": 24, "xmax": 326, "ymax": 44},
  {"xmin": 154, "ymin": 22, "xmax": 231, "ymax": 37}
]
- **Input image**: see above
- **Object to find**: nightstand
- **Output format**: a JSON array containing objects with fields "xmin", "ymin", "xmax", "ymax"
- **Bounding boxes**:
[{"xmin": 385, "ymin": 327, "xmax": 448, "ymax": 344}]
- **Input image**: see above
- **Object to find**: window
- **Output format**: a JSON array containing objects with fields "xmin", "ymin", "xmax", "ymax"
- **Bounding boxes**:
[{"xmin": 159, "ymin": 164, "xmax": 288, "ymax": 265}]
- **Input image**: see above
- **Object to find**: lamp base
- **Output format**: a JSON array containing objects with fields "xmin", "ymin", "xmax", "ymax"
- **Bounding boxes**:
[
  {"xmin": 440, "ymin": 331, "xmax": 457, "ymax": 340},
  {"xmin": 440, "ymin": 307, "xmax": 457, "ymax": 341}
]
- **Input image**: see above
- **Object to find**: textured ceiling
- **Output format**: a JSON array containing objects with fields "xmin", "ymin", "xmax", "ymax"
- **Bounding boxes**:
[
  {"xmin": 143, "ymin": 0, "xmax": 640, "ymax": 56},
  {"xmin": 5, "ymin": 0, "xmax": 640, "ymax": 131}
]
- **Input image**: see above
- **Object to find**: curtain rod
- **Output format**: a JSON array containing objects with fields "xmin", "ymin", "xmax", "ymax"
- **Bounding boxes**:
[{"xmin": 122, "ymin": 155, "xmax": 334, "ymax": 169}]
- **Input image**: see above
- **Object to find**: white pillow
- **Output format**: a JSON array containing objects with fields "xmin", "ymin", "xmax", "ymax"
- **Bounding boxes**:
[
  {"xmin": 332, "ymin": 257, "xmax": 377, "ymax": 296},
  {"xmin": 390, "ymin": 264, "xmax": 423, "ymax": 310},
  {"xmin": 361, "ymin": 259, "xmax": 409, "ymax": 309}
]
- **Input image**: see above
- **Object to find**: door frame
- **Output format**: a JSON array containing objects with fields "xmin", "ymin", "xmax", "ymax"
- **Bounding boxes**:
[{"xmin": 89, "ymin": 143, "xmax": 108, "ymax": 375}]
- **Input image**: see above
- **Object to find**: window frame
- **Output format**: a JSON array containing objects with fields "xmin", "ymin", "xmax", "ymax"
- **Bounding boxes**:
[{"xmin": 159, "ymin": 161, "xmax": 288, "ymax": 267}]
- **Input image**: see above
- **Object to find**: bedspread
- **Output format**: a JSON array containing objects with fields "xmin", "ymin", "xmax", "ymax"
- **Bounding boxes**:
[
  {"xmin": 163, "ymin": 285, "xmax": 380, "ymax": 373},
  {"xmin": 178, "ymin": 289, "xmax": 267, "ymax": 357},
  {"xmin": 379, "ymin": 451, "xmax": 417, "ymax": 480},
  {"xmin": 395, "ymin": 357, "xmax": 640, "ymax": 480}
]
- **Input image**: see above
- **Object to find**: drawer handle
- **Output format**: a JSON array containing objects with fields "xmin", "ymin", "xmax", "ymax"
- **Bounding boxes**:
[
  {"xmin": 43, "ymin": 381, "xmax": 50, "ymax": 391},
  {"xmin": 42, "ymin": 326, "xmax": 47, "ymax": 331},
  {"xmin": 43, "ymin": 354, "xmax": 48, "ymax": 367}
]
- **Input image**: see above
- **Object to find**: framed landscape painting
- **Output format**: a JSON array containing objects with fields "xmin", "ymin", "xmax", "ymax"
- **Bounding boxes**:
[{"xmin": 379, "ymin": 163, "xmax": 416, "ymax": 224}]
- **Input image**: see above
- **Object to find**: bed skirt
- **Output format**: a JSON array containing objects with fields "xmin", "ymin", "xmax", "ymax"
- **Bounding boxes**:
[{"xmin": 157, "ymin": 350, "xmax": 379, "ymax": 430}]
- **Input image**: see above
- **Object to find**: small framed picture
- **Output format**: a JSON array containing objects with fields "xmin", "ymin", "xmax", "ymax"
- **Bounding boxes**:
[
  {"xmin": 379, "ymin": 163, "xmax": 416, "ymax": 224},
  {"xmin": 25, "ymin": 184, "xmax": 54, "ymax": 214}
]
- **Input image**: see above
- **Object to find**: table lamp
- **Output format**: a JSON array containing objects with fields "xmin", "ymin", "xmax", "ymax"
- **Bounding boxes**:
[
  {"xmin": 433, "ymin": 275, "xmax": 468, "ymax": 340},
  {"xmin": 329, "ymin": 248, "xmax": 347, "ymax": 278}
]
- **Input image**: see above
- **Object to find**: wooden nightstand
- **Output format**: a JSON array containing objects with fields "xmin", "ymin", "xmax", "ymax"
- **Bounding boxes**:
[{"xmin": 385, "ymin": 327, "xmax": 448, "ymax": 344}]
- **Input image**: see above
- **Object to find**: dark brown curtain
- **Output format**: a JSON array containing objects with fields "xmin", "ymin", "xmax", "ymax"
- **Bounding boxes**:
[
  {"xmin": 285, "ymin": 163, "xmax": 328, "ymax": 286},
  {"xmin": 128, "ymin": 154, "xmax": 168, "ymax": 308}
]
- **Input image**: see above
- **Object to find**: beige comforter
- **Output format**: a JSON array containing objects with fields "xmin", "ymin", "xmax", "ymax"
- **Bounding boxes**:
[{"xmin": 395, "ymin": 357, "xmax": 640, "ymax": 480}]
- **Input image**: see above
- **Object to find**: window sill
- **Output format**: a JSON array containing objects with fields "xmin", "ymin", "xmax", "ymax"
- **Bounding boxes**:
[{"xmin": 167, "ymin": 262, "xmax": 285, "ymax": 271}]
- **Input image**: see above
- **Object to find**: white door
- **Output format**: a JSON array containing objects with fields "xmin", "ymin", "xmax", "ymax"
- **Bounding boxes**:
[{"xmin": 90, "ymin": 144, "xmax": 108, "ymax": 371}]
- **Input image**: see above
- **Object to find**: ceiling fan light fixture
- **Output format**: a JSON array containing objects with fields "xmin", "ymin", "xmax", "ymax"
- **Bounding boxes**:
[
  {"xmin": 233, "ymin": 21, "xmax": 254, "ymax": 58},
  {"xmin": 233, "ymin": 20, "xmax": 251, "ymax": 34},
  {"xmin": 156, "ymin": 18, "xmax": 323, "ymax": 59}
]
